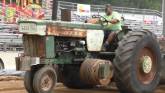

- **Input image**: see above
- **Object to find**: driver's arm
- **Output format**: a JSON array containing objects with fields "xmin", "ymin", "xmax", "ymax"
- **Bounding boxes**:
[
  {"xmin": 109, "ymin": 19, "xmax": 119, "ymax": 24},
  {"xmin": 109, "ymin": 12, "xmax": 121, "ymax": 24},
  {"xmin": 86, "ymin": 18, "xmax": 100, "ymax": 24}
]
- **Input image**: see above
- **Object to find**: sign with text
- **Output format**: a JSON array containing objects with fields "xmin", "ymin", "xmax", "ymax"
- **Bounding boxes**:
[
  {"xmin": 77, "ymin": 4, "xmax": 91, "ymax": 16},
  {"xmin": 73, "ymin": 4, "xmax": 91, "ymax": 22}
]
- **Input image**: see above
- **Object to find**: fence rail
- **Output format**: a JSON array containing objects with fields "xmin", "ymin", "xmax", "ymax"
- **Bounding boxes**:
[
  {"xmin": 57, "ymin": 1, "xmax": 163, "ymax": 36},
  {"xmin": 0, "ymin": 1, "xmax": 163, "ymax": 51},
  {"xmin": 57, "ymin": 1, "xmax": 162, "ymax": 17}
]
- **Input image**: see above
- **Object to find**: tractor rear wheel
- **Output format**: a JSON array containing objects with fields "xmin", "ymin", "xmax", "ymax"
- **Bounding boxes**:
[
  {"xmin": 61, "ymin": 65, "xmax": 93, "ymax": 89},
  {"xmin": 114, "ymin": 30, "xmax": 161, "ymax": 93}
]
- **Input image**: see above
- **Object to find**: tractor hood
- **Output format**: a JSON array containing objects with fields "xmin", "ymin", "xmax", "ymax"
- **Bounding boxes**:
[{"xmin": 18, "ymin": 20, "xmax": 103, "ymax": 38}]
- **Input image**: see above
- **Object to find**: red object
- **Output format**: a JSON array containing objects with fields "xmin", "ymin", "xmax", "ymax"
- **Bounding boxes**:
[
  {"xmin": 1, "ymin": 0, "xmax": 45, "ymax": 24},
  {"xmin": 2, "ymin": 0, "xmax": 6, "ymax": 16},
  {"xmin": 2, "ymin": 0, "xmax": 5, "ymax": 6},
  {"xmin": 144, "ymin": 20, "xmax": 153, "ymax": 24}
]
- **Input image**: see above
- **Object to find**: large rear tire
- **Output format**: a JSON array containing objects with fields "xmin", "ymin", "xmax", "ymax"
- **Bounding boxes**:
[
  {"xmin": 114, "ymin": 30, "xmax": 161, "ymax": 93},
  {"xmin": 61, "ymin": 65, "xmax": 93, "ymax": 89}
]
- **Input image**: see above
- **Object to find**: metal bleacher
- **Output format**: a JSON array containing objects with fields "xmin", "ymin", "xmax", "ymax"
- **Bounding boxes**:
[
  {"xmin": 123, "ymin": 20, "xmax": 163, "ymax": 36},
  {"xmin": 0, "ymin": 24, "xmax": 23, "ymax": 51},
  {"xmin": 0, "ymin": 32, "xmax": 23, "ymax": 51},
  {"xmin": 57, "ymin": 1, "xmax": 162, "ymax": 17},
  {"xmin": 57, "ymin": 1, "xmax": 163, "ymax": 36},
  {"xmin": 0, "ymin": 3, "xmax": 22, "ymax": 51},
  {"xmin": 0, "ymin": 1, "xmax": 163, "ymax": 51}
]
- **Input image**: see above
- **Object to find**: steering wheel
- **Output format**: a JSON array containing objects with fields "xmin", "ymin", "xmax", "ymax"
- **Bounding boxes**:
[
  {"xmin": 99, "ymin": 16, "xmax": 109, "ymax": 26},
  {"xmin": 91, "ymin": 15, "xmax": 110, "ymax": 26}
]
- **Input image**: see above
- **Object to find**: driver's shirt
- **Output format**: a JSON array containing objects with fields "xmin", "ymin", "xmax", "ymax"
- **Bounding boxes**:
[{"xmin": 103, "ymin": 11, "xmax": 122, "ymax": 31}]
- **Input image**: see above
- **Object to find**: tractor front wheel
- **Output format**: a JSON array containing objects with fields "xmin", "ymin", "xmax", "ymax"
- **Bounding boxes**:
[
  {"xmin": 33, "ymin": 66, "xmax": 57, "ymax": 93},
  {"xmin": 24, "ymin": 66, "xmax": 57, "ymax": 93},
  {"xmin": 114, "ymin": 30, "xmax": 161, "ymax": 93},
  {"xmin": 24, "ymin": 71, "xmax": 35, "ymax": 93}
]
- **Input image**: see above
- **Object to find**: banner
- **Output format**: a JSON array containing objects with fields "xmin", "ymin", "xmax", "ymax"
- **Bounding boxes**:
[
  {"xmin": 77, "ymin": 4, "xmax": 91, "ymax": 16},
  {"xmin": 0, "ymin": 0, "xmax": 46, "ymax": 23},
  {"xmin": 73, "ymin": 4, "xmax": 91, "ymax": 22}
]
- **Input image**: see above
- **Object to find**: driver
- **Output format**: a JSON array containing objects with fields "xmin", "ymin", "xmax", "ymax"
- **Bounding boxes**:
[{"xmin": 102, "ymin": 4, "xmax": 122, "ymax": 48}]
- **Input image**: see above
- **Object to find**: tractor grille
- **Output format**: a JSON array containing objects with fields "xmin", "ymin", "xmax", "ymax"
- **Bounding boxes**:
[{"xmin": 23, "ymin": 35, "xmax": 45, "ymax": 57}]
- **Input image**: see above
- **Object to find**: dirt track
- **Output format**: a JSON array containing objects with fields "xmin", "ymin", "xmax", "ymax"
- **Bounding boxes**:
[{"xmin": 0, "ymin": 76, "xmax": 165, "ymax": 93}]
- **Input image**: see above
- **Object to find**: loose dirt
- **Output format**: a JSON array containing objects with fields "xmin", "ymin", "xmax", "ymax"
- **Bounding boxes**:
[{"xmin": 0, "ymin": 76, "xmax": 165, "ymax": 93}]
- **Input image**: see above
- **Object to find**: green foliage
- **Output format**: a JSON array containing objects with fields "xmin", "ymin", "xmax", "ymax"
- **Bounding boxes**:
[{"xmin": 61, "ymin": 0, "xmax": 162, "ymax": 11}]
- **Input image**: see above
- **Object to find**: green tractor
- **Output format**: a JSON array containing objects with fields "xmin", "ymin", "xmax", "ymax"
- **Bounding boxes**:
[{"xmin": 16, "ymin": 3, "xmax": 161, "ymax": 93}]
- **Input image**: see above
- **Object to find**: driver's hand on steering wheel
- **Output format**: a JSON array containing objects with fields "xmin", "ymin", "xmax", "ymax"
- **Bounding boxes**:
[
  {"xmin": 109, "ymin": 19, "xmax": 120, "ymax": 24},
  {"xmin": 100, "ymin": 17, "xmax": 108, "ymax": 23}
]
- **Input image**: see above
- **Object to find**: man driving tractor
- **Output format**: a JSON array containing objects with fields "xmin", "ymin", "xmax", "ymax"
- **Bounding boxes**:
[
  {"xmin": 102, "ymin": 4, "xmax": 122, "ymax": 48},
  {"xmin": 87, "ymin": 4, "xmax": 122, "ymax": 49}
]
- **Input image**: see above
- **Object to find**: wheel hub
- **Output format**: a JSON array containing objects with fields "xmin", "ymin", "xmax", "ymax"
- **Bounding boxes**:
[
  {"xmin": 137, "ymin": 47, "xmax": 156, "ymax": 85},
  {"xmin": 41, "ymin": 75, "xmax": 53, "ymax": 91},
  {"xmin": 141, "ymin": 56, "xmax": 152, "ymax": 74}
]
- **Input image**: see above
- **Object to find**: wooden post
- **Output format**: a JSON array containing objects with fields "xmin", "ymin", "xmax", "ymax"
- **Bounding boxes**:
[
  {"xmin": 61, "ymin": 9, "xmax": 71, "ymax": 21},
  {"xmin": 52, "ymin": 0, "xmax": 58, "ymax": 20},
  {"xmin": 163, "ymin": 0, "xmax": 165, "ymax": 36}
]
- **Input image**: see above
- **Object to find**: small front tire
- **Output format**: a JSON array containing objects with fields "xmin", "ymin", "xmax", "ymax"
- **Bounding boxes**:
[
  {"xmin": 33, "ymin": 66, "xmax": 57, "ymax": 93},
  {"xmin": 24, "ymin": 71, "xmax": 35, "ymax": 93}
]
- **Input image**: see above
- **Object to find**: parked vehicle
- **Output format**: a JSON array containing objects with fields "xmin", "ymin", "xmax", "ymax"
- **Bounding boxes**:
[{"xmin": 0, "ymin": 51, "xmax": 21, "ymax": 70}]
